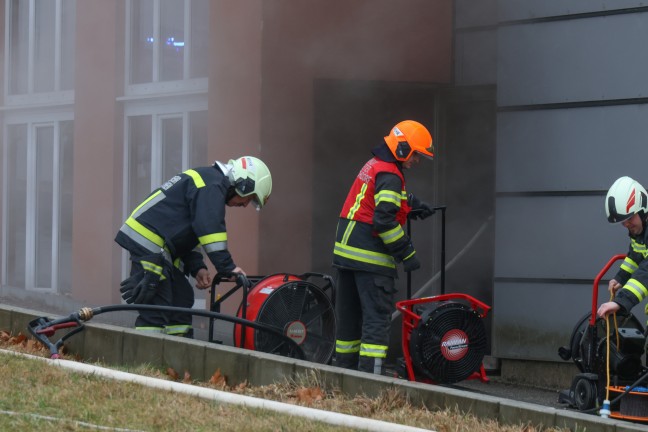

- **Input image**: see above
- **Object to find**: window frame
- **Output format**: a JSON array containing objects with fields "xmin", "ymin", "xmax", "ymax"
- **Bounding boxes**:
[
  {"xmin": 3, "ymin": 0, "xmax": 75, "ymax": 107},
  {"xmin": 120, "ymin": 96, "xmax": 208, "ymax": 278},
  {"xmin": 124, "ymin": 0, "xmax": 208, "ymax": 98},
  {"xmin": 1, "ymin": 109, "xmax": 74, "ymax": 292}
]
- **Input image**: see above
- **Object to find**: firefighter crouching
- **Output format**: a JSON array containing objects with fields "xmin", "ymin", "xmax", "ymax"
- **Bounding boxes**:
[{"xmin": 115, "ymin": 156, "xmax": 272, "ymax": 337}]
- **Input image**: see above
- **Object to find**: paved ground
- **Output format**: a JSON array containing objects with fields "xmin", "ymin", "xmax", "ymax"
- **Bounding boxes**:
[{"xmin": 450, "ymin": 374, "xmax": 564, "ymax": 408}]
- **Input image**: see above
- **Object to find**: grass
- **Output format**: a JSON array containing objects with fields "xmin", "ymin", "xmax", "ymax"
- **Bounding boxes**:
[{"xmin": 0, "ymin": 331, "xmax": 570, "ymax": 432}]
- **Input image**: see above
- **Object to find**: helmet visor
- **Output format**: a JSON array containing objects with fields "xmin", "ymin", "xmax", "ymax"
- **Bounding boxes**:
[
  {"xmin": 415, "ymin": 147, "xmax": 434, "ymax": 160},
  {"xmin": 607, "ymin": 196, "xmax": 634, "ymax": 223}
]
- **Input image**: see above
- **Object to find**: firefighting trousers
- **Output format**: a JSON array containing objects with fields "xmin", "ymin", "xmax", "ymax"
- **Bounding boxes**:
[
  {"xmin": 334, "ymin": 268, "xmax": 396, "ymax": 374},
  {"xmin": 128, "ymin": 257, "xmax": 195, "ymax": 337}
]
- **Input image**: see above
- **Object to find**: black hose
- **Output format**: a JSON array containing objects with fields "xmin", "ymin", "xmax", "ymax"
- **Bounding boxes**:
[
  {"xmin": 582, "ymin": 369, "xmax": 648, "ymax": 414},
  {"xmin": 28, "ymin": 303, "xmax": 306, "ymax": 360}
]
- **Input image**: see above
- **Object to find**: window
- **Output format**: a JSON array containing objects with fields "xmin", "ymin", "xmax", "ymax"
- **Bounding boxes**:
[
  {"xmin": 124, "ymin": 107, "xmax": 208, "ymax": 213},
  {"xmin": 122, "ymin": 0, "xmax": 210, "ymax": 282},
  {"xmin": 126, "ymin": 0, "xmax": 209, "ymax": 95},
  {"xmin": 122, "ymin": 106, "xmax": 208, "ymax": 284},
  {"xmin": 2, "ymin": 119, "xmax": 74, "ymax": 293},
  {"xmin": 2, "ymin": 0, "xmax": 75, "ymax": 293},
  {"xmin": 4, "ymin": 0, "xmax": 76, "ymax": 104}
]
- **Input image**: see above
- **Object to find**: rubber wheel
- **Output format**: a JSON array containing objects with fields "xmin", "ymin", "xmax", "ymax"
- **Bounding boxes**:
[{"xmin": 574, "ymin": 377, "xmax": 597, "ymax": 411}]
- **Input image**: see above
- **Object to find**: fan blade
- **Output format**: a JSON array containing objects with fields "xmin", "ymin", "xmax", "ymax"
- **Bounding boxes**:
[{"xmin": 299, "ymin": 303, "xmax": 331, "ymax": 327}]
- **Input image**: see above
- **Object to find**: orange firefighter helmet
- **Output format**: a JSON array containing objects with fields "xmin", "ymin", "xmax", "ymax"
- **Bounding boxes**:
[{"xmin": 383, "ymin": 120, "xmax": 434, "ymax": 162}]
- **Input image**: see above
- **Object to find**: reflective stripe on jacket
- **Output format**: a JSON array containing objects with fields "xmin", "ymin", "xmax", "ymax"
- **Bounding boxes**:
[
  {"xmin": 333, "ymin": 157, "xmax": 415, "ymax": 277},
  {"xmin": 613, "ymin": 223, "xmax": 648, "ymax": 313},
  {"xmin": 115, "ymin": 165, "xmax": 235, "ymax": 275},
  {"xmin": 339, "ymin": 157, "xmax": 410, "ymax": 225}
]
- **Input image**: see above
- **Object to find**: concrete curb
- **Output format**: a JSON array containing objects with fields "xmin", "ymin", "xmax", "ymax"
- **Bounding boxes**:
[{"xmin": 1, "ymin": 304, "xmax": 645, "ymax": 431}]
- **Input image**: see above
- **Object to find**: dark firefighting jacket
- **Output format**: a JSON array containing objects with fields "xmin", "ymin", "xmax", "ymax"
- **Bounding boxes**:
[
  {"xmin": 613, "ymin": 219, "xmax": 648, "ymax": 313},
  {"xmin": 115, "ymin": 164, "xmax": 236, "ymax": 276},
  {"xmin": 333, "ymin": 155, "xmax": 416, "ymax": 278}
]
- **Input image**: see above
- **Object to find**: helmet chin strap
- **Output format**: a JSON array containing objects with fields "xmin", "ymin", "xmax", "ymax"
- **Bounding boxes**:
[{"xmin": 225, "ymin": 187, "xmax": 238, "ymax": 203}]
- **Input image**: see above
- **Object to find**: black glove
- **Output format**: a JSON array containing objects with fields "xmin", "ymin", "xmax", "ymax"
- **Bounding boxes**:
[
  {"xmin": 403, "ymin": 254, "xmax": 421, "ymax": 272},
  {"xmin": 120, "ymin": 254, "xmax": 164, "ymax": 304},
  {"xmin": 411, "ymin": 201, "xmax": 435, "ymax": 220}
]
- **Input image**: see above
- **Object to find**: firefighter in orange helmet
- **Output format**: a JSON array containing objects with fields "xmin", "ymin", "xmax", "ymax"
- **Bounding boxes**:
[{"xmin": 332, "ymin": 120, "xmax": 435, "ymax": 374}]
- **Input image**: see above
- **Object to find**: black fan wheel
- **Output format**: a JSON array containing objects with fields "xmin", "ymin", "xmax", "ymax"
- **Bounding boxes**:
[
  {"xmin": 574, "ymin": 376, "xmax": 598, "ymax": 411},
  {"xmin": 409, "ymin": 302, "xmax": 487, "ymax": 384},
  {"xmin": 253, "ymin": 280, "xmax": 336, "ymax": 364}
]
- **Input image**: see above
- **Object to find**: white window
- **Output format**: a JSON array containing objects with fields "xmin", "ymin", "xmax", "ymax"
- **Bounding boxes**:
[
  {"xmin": 4, "ymin": 0, "xmax": 76, "ymax": 105},
  {"xmin": 125, "ymin": 0, "xmax": 209, "ymax": 97},
  {"xmin": 121, "ymin": 0, "xmax": 210, "ymax": 280},
  {"xmin": 124, "ymin": 103, "xmax": 208, "ymax": 211},
  {"xmin": 2, "ymin": 0, "xmax": 75, "ymax": 293},
  {"xmin": 2, "ymin": 117, "xmax": 74, "ymax": 293}
]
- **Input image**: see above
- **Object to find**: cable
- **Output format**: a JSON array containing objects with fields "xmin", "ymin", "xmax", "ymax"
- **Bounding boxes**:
[{"xmin": 583, "ymin": 368, "xmax": 648, "ymax": 414}]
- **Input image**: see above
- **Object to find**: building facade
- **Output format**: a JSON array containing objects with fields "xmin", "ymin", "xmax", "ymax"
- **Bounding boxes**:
[{"xmin": 4, "ymin": 0, "xmax": 644, "ymax": 372}]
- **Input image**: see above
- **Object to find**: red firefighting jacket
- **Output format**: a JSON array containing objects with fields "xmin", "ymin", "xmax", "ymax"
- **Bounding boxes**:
[{"xmin": 333, "ymin": 157, "xmax": 416, "ymax": 277}]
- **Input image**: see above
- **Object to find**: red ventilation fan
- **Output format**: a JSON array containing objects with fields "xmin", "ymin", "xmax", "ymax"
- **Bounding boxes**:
[
  {"xmin": 396, "ymin": 293, "xmax": 490, "ymax": 384},
  {"xmin": 210, "ymin": 272, "xmax": 336, "ymax": 364}
]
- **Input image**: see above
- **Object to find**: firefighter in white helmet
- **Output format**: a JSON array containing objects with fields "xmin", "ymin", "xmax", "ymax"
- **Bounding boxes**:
[
  {"xmin": 597, "ymin": 176, "xmax": 648, "ymax": 319},
  {"xmin": 115, "ymin": 156, "xmax": 272, "ymax": 337}
]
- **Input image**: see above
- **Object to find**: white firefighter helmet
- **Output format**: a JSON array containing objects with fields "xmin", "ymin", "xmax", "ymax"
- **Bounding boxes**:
[
  {"xmin": 228, "ymin": 156, "xmax": 272, "ymax": 209},
  {"xmin": 605, "ymin": 176, "xmax": 648, "ymax": 223}
]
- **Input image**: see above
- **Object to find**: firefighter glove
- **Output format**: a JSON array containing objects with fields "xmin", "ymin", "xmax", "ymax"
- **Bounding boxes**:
[
  {"xmin": 403, "ymin": 254, "xmax": 421, "ymax": 272},
  {"xmin": 412, "ymin": 202, "xmax": 435, "ymax": 220},
  {"xmin": 120, "ymin": 254, "xmax": 164, "ymax": 304}
]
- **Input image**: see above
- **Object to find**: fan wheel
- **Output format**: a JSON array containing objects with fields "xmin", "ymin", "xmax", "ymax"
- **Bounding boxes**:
[
  {"xmin": 253, "ymin": 281, "xmax": 336, "ymax": 364},
  {"xmin": 574, "ymin": 376, "xmax": 598, "ymax": 411},
  {"xmin": 409, "ymin": 302, "xmax": 487, "ymax": 384}
]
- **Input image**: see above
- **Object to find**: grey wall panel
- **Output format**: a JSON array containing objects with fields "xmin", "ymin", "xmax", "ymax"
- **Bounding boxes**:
[
  {"xmin": 498, "ymin": 14, "xmax": 648, "ymax": 107},
  {"xmin": 492, "ymin": 279, "xmax": 647, "ymax": 360},
  {"xmin": 498, "ymin": 0, "xmax": 647, "ymax": 22},
  {"xmin": 494, "ymin": 196, "xmax": 628, "ymax": 279},
  {"xmin": 496, "ymin": 105, "xmax": 648, "ymax": 192},
  {"xmin": 455, "ymin": 30, "xmax": 497, "ymax": 86},
  {"xmin": 456, "ymin": 0, "xmax": 497, "ymax": 28}
]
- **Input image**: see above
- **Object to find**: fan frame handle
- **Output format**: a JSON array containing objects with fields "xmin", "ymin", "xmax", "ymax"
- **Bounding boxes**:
[{"xmin": 395, "ymin": 293, "xmax": 491, "ymax": 383}]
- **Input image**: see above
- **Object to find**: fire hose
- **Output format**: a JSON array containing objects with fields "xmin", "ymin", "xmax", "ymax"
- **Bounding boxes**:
[{"xmin": 27, "ymin": 303, "xmax": 306, "ymax": 360}]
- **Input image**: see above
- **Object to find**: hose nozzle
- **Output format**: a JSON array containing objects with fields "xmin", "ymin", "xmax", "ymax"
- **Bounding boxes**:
[{"xmin": 78, "ymin": 307, "xmax": 94, "ymax": 321}]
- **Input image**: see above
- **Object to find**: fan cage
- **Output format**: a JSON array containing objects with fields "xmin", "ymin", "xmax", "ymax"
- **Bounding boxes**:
[
  {"xmin": 241, "ymin": 279, "xmax": 336, "ymax": 364},
  {"xmin": 409, "ymin": 302, "xmax": 487, "ymax": 384}
]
